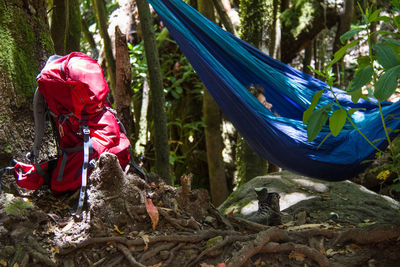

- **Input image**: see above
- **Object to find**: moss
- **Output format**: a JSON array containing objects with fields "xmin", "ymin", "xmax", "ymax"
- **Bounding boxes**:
[
  {"xmin": 4, "ymin": 199, "xmax": 34, "ymax": 216},
  {"xmin": 0, "ymin": 0, "xmax": 53, "ymax": 102},
  {"xmin": 280, "ymin": 0, "xmax": 321, "ymax": 39}
]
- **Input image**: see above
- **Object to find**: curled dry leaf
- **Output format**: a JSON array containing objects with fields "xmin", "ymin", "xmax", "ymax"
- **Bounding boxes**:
[{"xmin": 145, "ymin": 198, "xmax": 159, "ymax": 230}]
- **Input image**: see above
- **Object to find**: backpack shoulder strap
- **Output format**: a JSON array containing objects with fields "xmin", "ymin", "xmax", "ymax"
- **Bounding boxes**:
[{"xmin": 31, "ymin": 88, "xmax": 47, "ymax": 162}]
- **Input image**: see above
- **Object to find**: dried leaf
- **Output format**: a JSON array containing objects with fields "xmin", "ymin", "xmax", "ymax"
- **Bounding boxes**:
[
  {"xmin": 216, "ymin": 263, "xmax": 226, "ymax": 267},
  {"xmin": 226, "ymin": 209, "xmax": 235, "ymax": 217},
  {"xmin": 0, "ymin": 260, "xmax": 7, "ymax": 267},
  {"xmin": 199, "ymin": 263, "xmax": 214, "ymax": 267},
  {"xmin": 288, "ymin": 251, "xmax": 306, "ymax": 262},
  {"xmin": 145, "ymin": 198, "xmax": 159, "ymax": 230},
  {"xmin": 141, "ymin": 234, "xmax": 150, "ymax": 251},
  {"xmin": 113, "ymin": 224, "xmax": 124, "ymax": 235},
  {"xmin": 149, "ymin": 262, "xmax": 163, "ymax": 267}
]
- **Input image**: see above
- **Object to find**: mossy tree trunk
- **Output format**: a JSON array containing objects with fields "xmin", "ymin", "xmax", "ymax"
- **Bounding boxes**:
[
  {"xmin": 92, "ymin": 0, "xmax": 116, "ymax": 95},
  {"xmin": 198, "ymin": 0, "xmax": 229, "ymax": 206},
  {"xmin": 65, "ymin": 0, "xmax": 82, "ymax": 53},
  {"xmin": 0, "ymin": 0, "xmax": 54, "ymax": 165},
  {"xmin": 236, "ymin": 0, "xmax": 269, "ymax": 185},
  {"xmin": 136, "ymin": 0, "xmax": 171, "ymax": 184},
  {"xmin": 50, "ymin": 0, "xmax": 69, "ymax": 55}
]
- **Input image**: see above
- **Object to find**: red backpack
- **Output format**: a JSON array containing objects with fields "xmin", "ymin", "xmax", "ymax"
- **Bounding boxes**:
[{"xmin": 7, "ymin": 52, "xmax": 144, "ymax": 213}]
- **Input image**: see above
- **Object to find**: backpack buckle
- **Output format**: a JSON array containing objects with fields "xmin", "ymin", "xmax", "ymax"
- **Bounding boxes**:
[{"xmin": 82, "ymin": 127, "xmax": 90, "ymax": 135}]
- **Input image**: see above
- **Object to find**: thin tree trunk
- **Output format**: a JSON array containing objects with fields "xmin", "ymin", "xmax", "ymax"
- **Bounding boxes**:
[
  {"xmin": 332, "ymin": 0, "xmax": 354, "ymax": 87},
  {"xmin": 81, "ymin": 17, "xmax": 99, "ymax": 59},
  {"xmin": 211, "ymin": 0, "xmax": 235, "ymax": 34},
  {"xmin": 236, "ymin": 0, "xmax": 270, "ymax": 182},
  {"xmin": 198, "ymin": 0, "xmax": 229, "ymax": 206},
  {"xmin": 51, "ymin": 0, "xmax": 69, "ymax": 55},
  {"xmin": 115, "ymin": 26, "xmax": 134, "ymax": 137},
  {"xmin": 136, "ymin": 0, "xmax": 171, "ymax": 184},
  {"xmin": 92, "ymin": 0, "xmax": 116, "ymax": 95},
  {"xmin": 65, "ymin": 0, "xmax": 81, "ymax": 53}
]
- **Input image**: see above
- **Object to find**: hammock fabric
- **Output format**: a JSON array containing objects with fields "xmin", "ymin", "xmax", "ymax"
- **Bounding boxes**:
[{"xmin": 145, "ymin": 0, "xmax": 400, "ymax": 181}]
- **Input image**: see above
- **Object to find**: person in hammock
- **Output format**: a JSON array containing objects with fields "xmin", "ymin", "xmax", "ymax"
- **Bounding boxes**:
[{"xmin": 247, "ymin": 84, "xmax": 279, "ymax": 116}]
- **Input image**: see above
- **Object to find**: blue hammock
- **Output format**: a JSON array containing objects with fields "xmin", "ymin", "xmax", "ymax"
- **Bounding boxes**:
[{"xmin": 145, "ymin": 0, "xmax": 400, "ymax": 181}]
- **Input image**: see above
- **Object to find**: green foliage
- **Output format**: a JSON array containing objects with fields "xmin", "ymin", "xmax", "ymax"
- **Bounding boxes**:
[
  {"xmin": 4, "ymin": 199, "xmax": 34, "ymax": 217},
  {"xmin": 129, "ymin": 29, "xmax": 205, "ymax": 186},
  {"xmin": 304, "ymin": 1, "xmax": 400, "ymax": 188},
  {"xmin": 280, "ymin": 0, "xmax": 320, "ymax": 39}
]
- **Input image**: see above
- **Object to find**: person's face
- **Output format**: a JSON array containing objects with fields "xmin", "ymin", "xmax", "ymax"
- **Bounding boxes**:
[{"xmin": 257, "ymin": 94, "xmax": 272, "ymax": 110}]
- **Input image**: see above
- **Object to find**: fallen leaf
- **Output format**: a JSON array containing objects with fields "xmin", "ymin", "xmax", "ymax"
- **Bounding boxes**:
[
  {"xmin": 141, "ymin": 234, "xmax": 150, "ymax": 251},
  {"xmin": 226, "ymin": 209, "xmax": 235, "ymax": 217},
  {"xmin": 216, "ymin": 263, "xmax": 226, "ymax": 267},
  {"xmin": 199, "ymin": 263, "xmax": 213, "ymax": 267},
  {"xmin": 0, "ymin": 260, "xmax": 7, "ymax": 267},
  {"xmin": 149, "ymin": 262, "xmax": 163, "ymax": 267},
  {"xmin": 288, "ymin": 251, "xmax": 306, "ymax": 262},
  {"xmin": 145, "ymin": 198, "xmax": 159, "ymax": 230},
  {"xmin": 113, "ymin": 224, "xmax": 124, "ymax": 235}
]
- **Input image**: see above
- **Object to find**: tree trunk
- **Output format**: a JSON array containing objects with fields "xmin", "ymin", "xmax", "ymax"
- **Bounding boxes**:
[
  {"xmin": 65, "ymin": 0, "xmax": 81, "ymax": 53},
  {"xmin": 115, "ymin": 26, "xmax": 134, "ymax": 137},
  {"xmin": 136, "ymin": 0, "xmax": 171, "ymax": 184},
  {"xmin": 236, "ymin": 0, "xmax": 270, "ymax": 182},
  {"xmin": 0, "ymin": 0, "xmax": 54, "ymax": 165},
  {"xmin": 198, "ymin": 0, "xmax": 229, "ymax": 206},
  {"xmin": 81, "ymin": 17, "xmax": 99, "ymax": 59},
  {"xmin": 211, "ymin": 0, "xmax": 235, "ymax": 34},
  {"xmin": 332, "ymin": 0, "xmax": 354, "ymax": 87},
  {"xmin": 280, "ymin": 1, "xmax": 339, "ymax": 63},
  {"xmin": 51, "ymin": 0, "xmax": 69, "ymax": 55},
  {"xmin": 92, "ymin": 0, "xmax": 116, "ymax": 94}
]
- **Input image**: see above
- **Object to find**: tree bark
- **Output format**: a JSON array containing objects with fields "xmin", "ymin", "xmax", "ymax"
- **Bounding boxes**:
[
  {"xmin": 211, "ymin": 0, "xmax": 235, "ymax": 34},
  {"xmin": 332, "ymin": 0, "xmax": 354, "ymax": 87},
  {"xmin": 236, "ymin": 0, "xmax": 269, "ymax": 182},
  {"xmin": 115, "ymin": 26, "xmax": 134, "ymax": 138},
  {"xmin": 51, "ymin": 0, "xmax": 69, "ymax": 55},
  {"xmin": 65, "ymin": 0, "xmax": 81, "ymax": 53},
  {"xmin": 280, "ymin": 1, "xmax": 339, "ymax": 63},
  {"xmin": 198, "ymin": 0, "xmax": 229, "ymax": 206},
  {"xmin": 92, "ymin": 0, "xmax": 116, "ymax": 94},
  {"xmin": 0, "ymin": 0, "xmax": 54, "ymax": 164},
  {"xmin": 81, "ymin": 17, "xmax": 99, "ymax": 59},
  {"xmin": 136, "ymin": 0, "xmax": 171, "ymax": 184}
]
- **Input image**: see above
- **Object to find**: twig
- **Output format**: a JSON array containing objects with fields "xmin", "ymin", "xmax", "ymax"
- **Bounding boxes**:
[
  {"xmin": 209, "ymin": 205, "xmax": 234, "ymax": 230},
  {"xmin": 116, "ymin": 243, "xmax": 146, "ymax": 267},
  {"xmin": 227, "ymin": 216, "xmax": 270, "ymax": 232},
  {"xmin": 60, "ymin": 236, "xmax": 129, "ymax": 255}
]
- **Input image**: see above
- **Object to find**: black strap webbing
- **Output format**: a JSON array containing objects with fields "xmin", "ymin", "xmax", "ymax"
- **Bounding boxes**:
[{"xmin": 72, "ymin": 124, "xmax": 91, "ymax": 216}]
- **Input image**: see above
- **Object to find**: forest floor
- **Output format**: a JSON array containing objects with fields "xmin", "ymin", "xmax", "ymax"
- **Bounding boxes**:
[{"xmin": 1, "ymin": 153, "xmax": 400, "ymax": 267}]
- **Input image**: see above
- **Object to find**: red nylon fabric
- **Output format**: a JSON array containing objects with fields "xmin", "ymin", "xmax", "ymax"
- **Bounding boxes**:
[{"xmin": 16, "ymin": 52, "xmax": 130, "ymax": 192}]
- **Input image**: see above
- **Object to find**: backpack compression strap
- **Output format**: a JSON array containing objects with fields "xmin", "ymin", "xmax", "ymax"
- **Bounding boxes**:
[{"xmin": 72, "ymin": 119, "xmax": 91, "ymax": 216}]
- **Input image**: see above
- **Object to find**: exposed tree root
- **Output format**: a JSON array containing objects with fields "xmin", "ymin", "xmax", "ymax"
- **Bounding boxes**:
[{"xmin": 333, "ymin": 223, "xmax": 400, "ymax": 245}]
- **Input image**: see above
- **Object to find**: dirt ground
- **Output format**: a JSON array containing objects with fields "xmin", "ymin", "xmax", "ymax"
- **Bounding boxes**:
[{"xmin": 1, "ymin": 153, "xmax": 400, "ymax": 267}]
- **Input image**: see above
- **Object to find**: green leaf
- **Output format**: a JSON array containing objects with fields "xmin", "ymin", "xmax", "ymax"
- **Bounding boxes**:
[
  {"xmin": 374, "ymin": 65, "xmax": 400, "ymax": 101},
  {"xmin": 307, "ymin": 65, "xmax": 326, "ymax": 78},
  {"xmin": 348, "ymin": 108, "xmax": 365, "ymax": 115},
  {"xmin": 383, "ymin": 37, "xmax": 400, "ymax": 47},
  {"xmin": 340, "ymin": 28, "xmax": 364, "ymax": 43},
  {"xmin": 328, "ymin": 40, "xmax": 360, "ymax": 68},
  {"xmin": 329, "ymin": 109, "xmax": 347, "ymax": 136},
  {"xmin": 368, "ymin": 9, "xmax": 381, "ymax": 23},
  {"xmin": 347, "ymin": 88, "xmax": 363, "ymax": 103},
  {"xmin": 356, "ymin": 56, "xmax": 371, "ymax": 69},
  {"xmin": 307, "ymin": 104, "xmax": 332, "ymax": 142},
  {"xmin": 374, "ymin": 44, "xmax": 400, "ymax": 69},
  {"xmin": 303, "ymin": 89, "xmax": 325, "ymax": 124},
  {"xmin": 375, "ymin": 16, "xmax": 392, "ymax": 22},
  {"xmin": 347, "ymin": 65, "xmax": 373, "ymax": 92}
]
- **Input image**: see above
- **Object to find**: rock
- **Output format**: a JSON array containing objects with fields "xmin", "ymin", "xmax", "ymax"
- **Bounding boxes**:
[{"xmin": 219, "ymin": 171, "xmax": 400, "ymax": 225}]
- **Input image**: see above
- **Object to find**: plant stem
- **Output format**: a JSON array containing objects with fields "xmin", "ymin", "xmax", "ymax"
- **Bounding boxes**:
[{"xmin": 366, "ymin": 24, "xmax": 394, "ymax": 158}]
